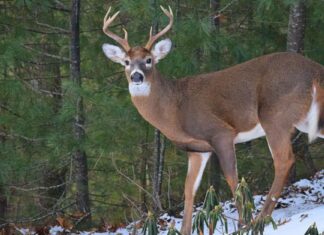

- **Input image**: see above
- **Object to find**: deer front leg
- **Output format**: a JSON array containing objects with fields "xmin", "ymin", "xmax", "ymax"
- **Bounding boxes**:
[
  {"xmin": 211, "ymin": 137, "xmax": 238, "ymax": 195},
  {"xmin": 181, "ymin": 152, "xmax": 211, "ymax": 235},
  {"xmin": 211, "ymin": 136, "xmax": 241, "ymax": 223}
]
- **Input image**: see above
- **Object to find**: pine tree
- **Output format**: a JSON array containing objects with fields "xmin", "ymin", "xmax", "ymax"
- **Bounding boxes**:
[{"xmin": 70, "ymin": 0, "xmax": 91, "ymax": 222}]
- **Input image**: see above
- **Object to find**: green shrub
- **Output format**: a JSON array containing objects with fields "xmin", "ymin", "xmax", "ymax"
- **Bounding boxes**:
[
  {"xmin": 142, "ymin": 211, "xmax": 158, "ymax": 235},
  {"xmin": 304, "ymin": 223, "xmax": 319, "ymax": 235},
  {"xmin": 167, "ymin": 220, "xmax": 181, "ymax": 235}
]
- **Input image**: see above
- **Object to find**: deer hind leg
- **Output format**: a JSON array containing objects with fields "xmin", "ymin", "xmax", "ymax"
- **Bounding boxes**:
[
  {"xmin": 181, "ymin": 152, "xmax": 211, "ymax": 235},
  {"xmin": 260, "ymin": 129, "xmax": 295, "ymax": 217}
]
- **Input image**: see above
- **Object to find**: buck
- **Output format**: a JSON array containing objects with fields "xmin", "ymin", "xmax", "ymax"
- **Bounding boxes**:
[{"xmin": 102, "ymin": 6, "xmax": 324, "ymax": 235}]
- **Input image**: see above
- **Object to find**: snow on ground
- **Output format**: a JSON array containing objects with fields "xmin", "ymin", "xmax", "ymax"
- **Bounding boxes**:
[
  {"xmin": 19, "ymin": 170, "xmax": 324, "ymax": 234},
  {"xmin": 265, "ymin": 206, "xmax": 324, "ymax": 234},
  {"xmin": 157, "ymin": 170, "xmax": 324, "ymax": 235}
]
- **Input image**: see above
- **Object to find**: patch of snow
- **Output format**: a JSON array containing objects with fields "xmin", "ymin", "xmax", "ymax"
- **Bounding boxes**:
[
  {"xmin": 294, "ymin": 179, "xmax": 312, "ymax": 188},
  {"xmin": 16, "ymin": 228, "xmax": 32, "ymax": 235},
  {"xmin": 79, "ymin": 228, "xmax": 130, "ymax": 235},
  {"xmin": 265, "ymin": 206, "xmax": 324, "ymax": 235},
  {"xmin": 49, "ymin": 225, "xmax": 64, "ymax": 234}
]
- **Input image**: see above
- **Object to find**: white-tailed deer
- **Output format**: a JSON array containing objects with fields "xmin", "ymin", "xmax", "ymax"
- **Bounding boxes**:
[{"xmin": 102, "ymin": 6, "xmax": 324, "ymax": 235}]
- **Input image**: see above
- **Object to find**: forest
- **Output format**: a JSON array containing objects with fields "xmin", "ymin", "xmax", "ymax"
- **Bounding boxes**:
[{"xmin": 0, "ymin": 0, "xmax": 324, "ymax": 233}]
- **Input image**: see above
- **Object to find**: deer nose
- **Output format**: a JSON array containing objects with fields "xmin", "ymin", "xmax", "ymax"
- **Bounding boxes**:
[{"xmin": 131, "ymin": 72, "xmax": 144, "ymax": 84}]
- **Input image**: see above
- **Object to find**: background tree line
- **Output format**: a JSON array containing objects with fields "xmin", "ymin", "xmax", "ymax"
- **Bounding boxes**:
[{"xmin": 0, "ymin": 0, "xmax": 323, "ymax": 228}]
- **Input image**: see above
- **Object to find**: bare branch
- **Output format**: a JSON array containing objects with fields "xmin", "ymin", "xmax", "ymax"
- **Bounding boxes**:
[
  {"xmin": 22, "ymin": 44, "xmax": 70, "ymax": 62},
  {"xmin": 50, "ymin": 0, "xmax": 70, "ymax": 12},
  {"xmin": 0, "ymin": 202, "xmax": 75, "ymax": 229},
  {"xmin": 9, "ymin": 182, "xmax": 67, "ymax": 192},
  {"xmin": 218, "ymin": 0, "xmax": 239, "ymax": 13},
  {"xmin": 0, "ymin": 104, "xmax": 22, "ymax": 118},
  {"xmin": 0, "ymin": 131, "xmax": 42, "ymax": 143},
  {"xmin": 111, "ymin": 156, "xmax": 153, "ymax": 199},
  {"xmin": 122, "ymin": 193, "xmax": 142, "ymax": 218},
  {"xmin": 36, "ymin": 20, "xmax": 70, "ymax": 34},
  {"xmin": 25, "ymin": 27, "xmax": 69, "ymax": 35},
  {"xmin": 19, "ymin": 79, "xmax": 63, "ymax": 97},
  {"xmin": 73, "ymin": 212, "xmax": 91, "ymax": 226}
]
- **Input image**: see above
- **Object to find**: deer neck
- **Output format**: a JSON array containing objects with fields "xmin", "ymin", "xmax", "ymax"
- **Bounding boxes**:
[{"xmin": 130, "ymin": 69, "xmax": 177, "ymax": 129}]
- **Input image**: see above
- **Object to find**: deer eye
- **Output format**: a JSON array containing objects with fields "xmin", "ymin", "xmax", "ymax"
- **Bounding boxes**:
[
  {"xmin": 125, "ymin": 60, "xmax": 130, "ymax": 66},
  {"xmin": 146, "ymin": 58, "xmax": 152, "ymax": 64}
]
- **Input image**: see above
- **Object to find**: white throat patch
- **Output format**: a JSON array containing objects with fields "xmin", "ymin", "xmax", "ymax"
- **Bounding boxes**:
[{"xmin": 129, "ymin": 82, "xmax": 151, "ymax": 97}]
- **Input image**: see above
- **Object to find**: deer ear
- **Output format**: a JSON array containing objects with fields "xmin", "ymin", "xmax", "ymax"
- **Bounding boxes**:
[
  {"xmin": 152, "ymin": 38, "xmax": 172, "ymax": 63},
  {"xmin": 102, "ymin": 43, "xmax": 126, "ymax": 66}
]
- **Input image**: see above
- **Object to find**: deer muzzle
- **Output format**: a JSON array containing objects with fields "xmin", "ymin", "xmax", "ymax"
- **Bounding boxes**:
[{"xmin": 131, "ymin": 71, "xmax": 144, "ymax": 84}]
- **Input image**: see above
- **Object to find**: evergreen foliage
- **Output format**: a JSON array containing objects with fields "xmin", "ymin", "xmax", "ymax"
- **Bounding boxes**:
[
  {"xmin": 142, "ymin": 211, "xmax": 158, "ymax": 235},
  {"xmin": 232, "ymin": 179, "xmax": 277, "ymax": 235},
  {"xmin": 167, "ymin": 220, "xmax": 181, "ymax": 235},
  {"xmin": 192, "ymin": 185, "xmax": 228, "ymax": 235},
  {"xmin": 304, "ymin": 223, "xmax": 320, "ymax": 235},
  {"xmin": 202, "ymin": 186, "xmax": 219, "ymax": 216},
  {"xmin": 235, "ymin": 178, "xmax": 255, "ymax": 225}
]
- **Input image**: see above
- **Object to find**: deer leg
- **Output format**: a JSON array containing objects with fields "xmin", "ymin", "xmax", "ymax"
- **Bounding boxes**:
[
  {"xmin": 260, "ymin": 131, "xmax": 295, "ymax": 217},
  {"xmin": 211, "ymin": 136, "xmax": 241, "ymax": 222},
  {"xmin": 181, "ymin": 152, "xmax": 211, "ymax": 235},
  {"xmin": 212, "ymin": 139, "xmax": 238, "ymax": 195}
]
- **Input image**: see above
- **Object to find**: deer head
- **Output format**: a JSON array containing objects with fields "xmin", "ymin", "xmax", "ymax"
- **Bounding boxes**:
[{"xmin": 102, "ymin": 6, "xmax": 173, "ymax": 96}]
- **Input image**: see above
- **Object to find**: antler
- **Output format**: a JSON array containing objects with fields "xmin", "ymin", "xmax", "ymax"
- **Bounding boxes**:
[
  {"xmin": 145, "ymin": 6, "xmax": 174, "ymax": 50},
  {"xmin": 103, "ymin": 7, "xmax": 131, "ymax": 52}
]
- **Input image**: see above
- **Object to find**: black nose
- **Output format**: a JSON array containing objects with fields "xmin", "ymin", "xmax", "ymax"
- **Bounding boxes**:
[{"xmin": 131, "ymin": 72, "xmax": 144, "ymax": 83}]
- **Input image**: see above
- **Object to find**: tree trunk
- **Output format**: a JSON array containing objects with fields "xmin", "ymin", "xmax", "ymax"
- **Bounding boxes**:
[
  {"xmin": 286, "ymin": 0, "xmax": 316, "ymax": 183},
  {"xmin": 208, "ymin": 0, "xmax": 222, "ymax": 192},
  {"xmin": 0, "ymin": 184, "xmax": 6, "ymax": 223},
  {"xmin": 287, "ymin": 0, "xmax": 305, "ymax": 183},
  {"xmin": 140, "ymin": 128, "xmax": 150, "ymax": 213},
  {"xmin": 52, "ymin": 50, "xmax": 62, "ymax": 114},
  {"xmin": 140, "ymin": 147, "xmax": 148, "ymax": 213},
  {"xmin": 152, "ymin": 129, "xmax": 164, "ymax": 214},
  {"xmin": 150, "ymin": 0, "xmax": 165, "ymax": 214},
  {"xmin": 70, "ymin": 0, "xmax": 91, "ymax": 220},
  {"xmin": 0, "ymin": 67, "xmax": 7, "ymax": 222},
  {"xmin": 287, "ymin": 0, "xmax": 306, "ymax": 53}
]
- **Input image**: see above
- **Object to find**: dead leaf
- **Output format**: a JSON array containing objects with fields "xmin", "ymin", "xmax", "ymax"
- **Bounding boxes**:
[{"xmin": 56, "ymin": 216, "xmax": 73, "ymax": 230}]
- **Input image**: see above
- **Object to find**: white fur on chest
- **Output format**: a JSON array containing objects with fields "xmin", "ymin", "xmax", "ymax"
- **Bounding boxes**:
[
  {"xmin": 128, "ymin": 82, "xmax": 151, "ymax": 97},
  {"xmin": 234, "ymin": 123, "xmax": 266, "ymax": 144}
]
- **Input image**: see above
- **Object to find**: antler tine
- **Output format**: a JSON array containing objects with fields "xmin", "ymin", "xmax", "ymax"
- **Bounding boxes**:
[
  {"xmin": 148, "ymin": 26, "xmax": 153, "ymax": 39},
  {"xmin": 168, "ymin": 5, "xmax": 173, "ymax": 16},
  {"xmin": 103, "ymin": 7, "xmax": 112, "ymax": 23},
  {"xmin": 145, "ymin": 5, "xmax": 174, "ymax": 50},
  {"xmin": 122, "ymin": 28, "xmax": 128, "ymax": 41},
  {"xmin": 103, "ymin": 7, "xmax": 131, "ymax": 52}
]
